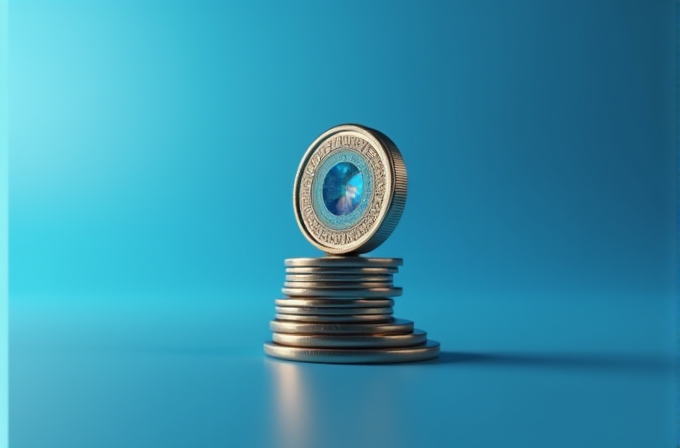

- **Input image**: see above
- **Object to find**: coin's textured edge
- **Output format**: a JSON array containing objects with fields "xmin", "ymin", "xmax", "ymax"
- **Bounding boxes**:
[
  {"xmin": 284, "ymin": 257, "xmax": 403, "ymax": 267},
  {"xmin": 269, "ymin": 318, "xmax": 414, "ymax": 335},
  {"xmin": 275, "ymin": 306, "xmax": 394, "ymax": 315},
  {"xmin": 274, "ymin": 298, "xmax": 395, "ymax": 308},
  {"xmin": 271, "ymin": 329, "xmax": 427, "ymax": 348},
  {"xmin": 263, "ymin": 340, "xmax": 440, "ymax": 364},
  {"xmin": 356, "ymin": 127, "xmax": 407, "ymax": 254}
]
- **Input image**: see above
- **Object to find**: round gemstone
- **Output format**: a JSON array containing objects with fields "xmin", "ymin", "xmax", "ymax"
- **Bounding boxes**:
[{"xmin": 322, "ymin": 162, "xmax": 363, "ymax": 216}]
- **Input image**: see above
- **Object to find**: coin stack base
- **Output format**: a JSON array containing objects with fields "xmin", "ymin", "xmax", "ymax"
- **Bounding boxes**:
[{"xmin": 264, "ymin": 257, "xmax": 440, "ymax": 364}]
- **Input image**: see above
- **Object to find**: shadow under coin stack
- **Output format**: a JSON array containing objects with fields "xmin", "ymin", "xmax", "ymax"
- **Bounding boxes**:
[{"xmin": 263, "ymin": 124, "xmax": 440, "ymax": 363}]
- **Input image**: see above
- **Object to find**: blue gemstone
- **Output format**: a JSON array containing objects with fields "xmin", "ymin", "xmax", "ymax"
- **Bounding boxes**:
[{"xmin": 322, "ymin": 162, "xmax": 363, "ymax": 216}]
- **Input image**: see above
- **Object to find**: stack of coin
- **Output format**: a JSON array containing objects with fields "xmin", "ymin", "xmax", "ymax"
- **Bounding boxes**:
[
  {"xmin": 263, "ymin": 256, "xmax": 440, "ymax": 363},
  {"xmin": 264, "ymin": 124, "xmax": 440, "ymax": 363}
]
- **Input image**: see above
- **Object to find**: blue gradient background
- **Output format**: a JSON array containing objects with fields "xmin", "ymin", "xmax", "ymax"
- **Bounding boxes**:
[{"xmin": 7, "ymin": 1, "xmax": 678, "ymax": 447}]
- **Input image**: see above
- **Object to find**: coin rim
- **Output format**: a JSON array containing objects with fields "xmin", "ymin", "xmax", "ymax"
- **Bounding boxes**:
[
  {"xmin": 285, "ymin": 274, "xmax": 393, "ymax": 282},
  {"xmin": 274, "ymin": 298, "xmax": 395, "ymax": 308},
  {"xmin": 283, "ymin": 281, "xmax": 394, "ymax": 289},
  {"xmin": 281, "ymin": 286, "xmax": 403, "ymax": 298},
  {"xmin": 286, "ymin": 267, "xmax": 398, "ymax": 274},
  {"xmin": 285, "ymin": 257, "xmax": 403, "ymax": 267},
  {"xmin": 269, "ymin": 317, "xmax": 414, "ymax": 334},
  {"xmin": 274, "ymin": 313, "xmax": 394, "ymax": 323},
  {"xmin": 271, "ymin": 329, "xmax": 427, "ymax": 348},
  {"xmin": 263, "ymin": 339, "xmax": 440, "ymax": 363},
  {"xmin": 275, "ymin": 306, "xmax": 393, "ymax": 315}
]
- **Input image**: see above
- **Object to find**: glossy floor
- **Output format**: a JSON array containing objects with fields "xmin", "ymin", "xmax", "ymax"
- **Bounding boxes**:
[{"xmin": 10, "ymin": 292, "xmax": 675, "ymax": 448}]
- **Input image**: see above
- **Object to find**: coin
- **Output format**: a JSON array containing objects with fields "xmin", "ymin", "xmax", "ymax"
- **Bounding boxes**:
[
  {"xmin": 285, "ymin": 257, "xmax": 403, "ymax": 267},
  {"xmin": 274, "ymin": 298, "xmax": 394, "ymax": 308},
  {"xmin": 284, "ymin": 281, "xmax": 394, "ymax": 289},
  {"xmin": 293, "ymin": 125, "xmax": 407, "ymax": 255},
  {"xmin": 263, "ymin": 340, "xmax": 440, "ymax": 363},
  {"xmin": 275, "ymin": 313, "xmax": 393, "ymax": 323},
  {"xmin": 281, "ymin": 287, "xmax": 402, "ymax": 298},
  {"xmin": 275, "ymin": 306, "xmax": 392, "ymax": 315},
  {"xmin": 286, "ymin": 266, "xmax": 398, "ymax": 275},
  {"xmin": 285, "ymin": 274, "xmax": 393, "ymax": 282},
  {"xmin": 272, "ymin": 329, "xmax": 428, "ymax": 348},
  {"xmin": 270, "ymin": 318, "xmax": 414, "ymax": 335}
]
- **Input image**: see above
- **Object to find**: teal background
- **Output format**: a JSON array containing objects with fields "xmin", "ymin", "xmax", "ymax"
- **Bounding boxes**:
[
  {"xmin": 0, "ymin": 1, "xmax": 8, "ymax": 447},
  {"xmin": 7, "ymin": 1, "xmax": 678, "ymax": 447}
]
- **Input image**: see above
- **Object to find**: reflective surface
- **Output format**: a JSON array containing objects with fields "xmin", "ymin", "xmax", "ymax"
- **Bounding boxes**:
[{"xmin": 10, "ymin": 292, "xmax": 675, "ymax": 448}]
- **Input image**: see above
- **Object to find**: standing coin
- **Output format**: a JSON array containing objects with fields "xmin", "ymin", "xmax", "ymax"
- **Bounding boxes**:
[
  {"xmin": 285, "ymin": 257, "xmax": 403, "ymax": 268},
  {"xmin": 270, "ymin": 318, "xmax": 414, "ymax": 335},
  {"xmin": 263, "ymin": 340, "xmax": 440, "ymax": 363},
  {"xmin": 274, "ymin": 298, "xmax": 394, "ymax": 308},
  {"xmin": 293, "ymin": 125, "xmax": 407, "ymax": 255},
  {"xmin": 281, "ymin": 287, "xmax": 402, "ymax": 298},
  {"xmin": 275, "ymin": 313, "xmax": 393, "ymax": 323},
  {"xmin": 275, "ymin": 306, "xmax": 393, "ymax": 315},
  {"xmin": 272, "ymin": 329, "xmax": 428, "ymax": 348}
]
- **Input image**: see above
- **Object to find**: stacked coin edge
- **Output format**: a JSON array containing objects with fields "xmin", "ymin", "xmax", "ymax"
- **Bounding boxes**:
[{"xmin": 264, "ymin": 257, "xmax": 440, "ymax": 364}]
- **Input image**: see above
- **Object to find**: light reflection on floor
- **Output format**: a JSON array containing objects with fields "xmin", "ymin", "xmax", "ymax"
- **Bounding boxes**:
[
  {"xmin": 269, "ymin": 358, "xmax": 311, "ymax": 448},
  {"xmin": 266, "ymin": 357, "xmax": 402, "ymax": 448}
]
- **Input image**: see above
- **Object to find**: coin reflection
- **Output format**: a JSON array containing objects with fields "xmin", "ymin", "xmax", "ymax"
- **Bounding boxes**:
[
  {"xmin": 267, "ymin": 358, "xmax": 400, "ymax": 448},
  {"xmin": 267, "ymin": 359, "xmax": 313, "ymax": 448}
]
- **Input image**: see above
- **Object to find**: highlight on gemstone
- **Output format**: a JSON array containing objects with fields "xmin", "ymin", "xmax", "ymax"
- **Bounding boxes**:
[{"xmin": 322, "ymin": 162, "xmax": 363, "ymax": 216}]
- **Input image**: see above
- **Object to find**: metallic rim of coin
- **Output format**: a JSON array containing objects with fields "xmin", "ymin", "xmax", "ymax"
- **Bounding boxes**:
[
  {"xmin": 274, "ymin": 298, "xmax": 395, "ymax": 308},
  {"xmin": 270, "ymin": 318, "xmax": 414, "ymax": 335},
  {"xmin": 275, "ymin": 313, "xmax": 393, "ymax": 323},
  {"xmin": 293, "ymin": 125, "xmax": 407, "ymax": 255},
  {"xmin": 283, "ymin": 281, "xmax": 394, "ymax": 289},
  {"xmin": 285, "ymin": 257, "xmax": 403, "ymax": 267},
  {"xmin": 275, "ymin": 306, "xmax": 393, "ymax": 316},
  {"xmin": 272, "ymin": 329, "xmax": 428, "ymax": 348},
  {"xmin": 282, "ymin": 287, "xmax": 403, "ymax": 298},
  {"xmin": 286, "ymin": 266, "xmax": 398, "ymax": 275},
  {"xmin": 264, "ymin": 340, "xmax": 440, "ymax": 364},
  {"xmin": 285, "ymin": 274, "xmax": 393, "ymax": 282}
]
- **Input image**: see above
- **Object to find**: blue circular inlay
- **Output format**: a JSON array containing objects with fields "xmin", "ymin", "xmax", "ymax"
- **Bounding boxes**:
[
  {"xmin": 312, "ymin": 149, "xmax": 373, "ymax": 231},
  {"xmin": 322, "ymin": 162, "xmax": 363, "ymax": 216}
]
